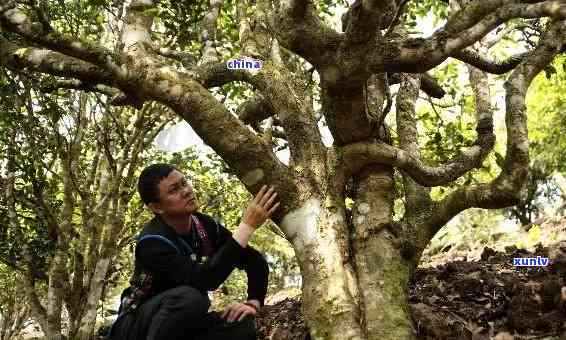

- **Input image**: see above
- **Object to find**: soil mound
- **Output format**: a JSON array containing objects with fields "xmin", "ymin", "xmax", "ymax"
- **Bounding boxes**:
[{"xmin": 254, "ymin": 242, "xmax": 566, "ymax": 339}]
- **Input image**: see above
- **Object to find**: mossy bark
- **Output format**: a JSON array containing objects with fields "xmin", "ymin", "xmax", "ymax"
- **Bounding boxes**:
[{"xmin": 287, "ymin": 186, "xmax": 416, "ymax": 340}]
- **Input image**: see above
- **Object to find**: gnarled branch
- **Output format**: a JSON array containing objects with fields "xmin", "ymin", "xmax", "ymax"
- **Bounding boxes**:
[
  {"xmin": 247, "ymin": 62, "xmax": 326, "ymax": 168},
  {"xmin": 341, "ymin": 0, "xmax": 391, "ymax": 46},
  {"xmin": 200, "ymin": 0, "xmax": 223, "ymax": 64},
  {"xmin": 40, "ymin": 79, "xmax": 130, "ymax": 105},
  {"xmin": 0, "ymin": 5, "xmax": 121, "ymax": 74},
  {"xmin": 236, "ymin": 94, "xmax": 275, "ymax": 125},
  {"xmin": 152, "ymin": 45, "xmax": 196, "ymax": 67},
  {"xmin": 342, "ymin": 54, "xmax": 496, "ymax": 186},
  {"xmin": 339, "ymin": 135, "xmax": 493, "ymax": 188},
  {"xmin": 396, "ymin": 74, "xmax": 433, "ymax": 217},
  {"xmin": 452, "ymin": 49, "xmax": 529, "ymax": 74},
  {"xmin": 371, "ymin": 0, "xmax": 566, "ymax": 73},
  {"xmin": 424, "ymin": 18, "xmax": 566, "ymax": 240},
  {"xmin": 272, "ymin": 0, "xmax": 340, "ymax": 68},
  {"xmin": 389, "ymin": 73, "xmax": 446, "ymax": 98},
  {"xmin": 0, "ymin": 38, "xmax": 116, "ymax": 87},
  {"xmin": 191, "ymin": 61, "xmax": 254, "ymax": 88}
]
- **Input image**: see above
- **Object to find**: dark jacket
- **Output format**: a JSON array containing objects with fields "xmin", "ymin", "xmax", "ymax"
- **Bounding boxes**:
[{"xmin": 122, "ymin": 212, "xmax": 269, "ymax": 312}]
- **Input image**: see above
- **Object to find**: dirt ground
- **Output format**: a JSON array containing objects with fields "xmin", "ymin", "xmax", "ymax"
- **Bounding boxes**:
[{"xmin": 255, "ymin": 242, "xmax": 566, "ymax": 340}]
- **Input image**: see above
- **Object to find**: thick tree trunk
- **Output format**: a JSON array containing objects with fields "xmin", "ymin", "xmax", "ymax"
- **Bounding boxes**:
[
  {"xmin": 283, "ymin": 198, "xmax": 364, "ymax": 340},
  {"xmin": 283, "ymin": 185, "xmax": 416, "ymax": 340},
  {"xmin": 351, "ymin": 166, "xmax": 415, "ymax": 340}
]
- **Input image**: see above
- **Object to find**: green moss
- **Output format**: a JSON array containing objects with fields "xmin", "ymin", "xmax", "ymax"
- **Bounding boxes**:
[{"xmin": 379, "ymin": 257, "xmax": 413, "ymax": 339}]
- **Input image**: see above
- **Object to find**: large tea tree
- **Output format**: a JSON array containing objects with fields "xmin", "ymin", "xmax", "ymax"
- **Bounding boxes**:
[{"xmin": 1, "ymin": 0, "xmax": 565, "ymax": 339}]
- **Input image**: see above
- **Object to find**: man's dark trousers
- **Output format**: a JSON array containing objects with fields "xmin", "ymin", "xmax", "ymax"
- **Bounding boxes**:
[{"xmin": 110, "ymin": 286, "xmax": 257, "ymax": 340}]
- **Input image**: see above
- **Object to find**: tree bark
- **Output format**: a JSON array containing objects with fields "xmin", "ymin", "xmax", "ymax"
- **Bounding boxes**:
[
  {"xmin": 282, "ymin": 187, "xmax": 416, "ymax": 339},
  {"xmin": 282, "ymin": 198, "xmax": 365, "ymax": 340},
  {"xmin": 351, "ymin": 166, "xmax": 415, "ymax": 340},
  {"xmin": 75, "ymin": 258, "xmax": 111, "ymax": 340}
]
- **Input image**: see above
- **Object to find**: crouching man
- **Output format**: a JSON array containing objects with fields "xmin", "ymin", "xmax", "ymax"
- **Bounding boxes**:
[{"xmin": 110, "ymin": 163, "xmax": 279, "ymax": 340}]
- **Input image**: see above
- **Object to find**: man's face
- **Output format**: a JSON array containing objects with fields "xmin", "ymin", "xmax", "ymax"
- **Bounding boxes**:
[{"xmin": 148, "ymin": 169, "xmax": 199, "ymax": 216}]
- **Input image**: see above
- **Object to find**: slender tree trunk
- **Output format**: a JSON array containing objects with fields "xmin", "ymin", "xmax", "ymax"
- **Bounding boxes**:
[
  {"xmin": 0, "ymin": 294, "xmax": 29, "ymax": 340},
  {"xmin": 75, "ymin": 257, "xmax": 111, "ymax": 340},
  {"xmin": 45, "ymin": 246, "xmax": 67, "ymax": 340}
]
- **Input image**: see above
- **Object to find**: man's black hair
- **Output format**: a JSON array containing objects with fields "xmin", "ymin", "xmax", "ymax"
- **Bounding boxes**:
[{"xmin": 137, "ymin": 163, "xmax": 179, "ymax": 205}]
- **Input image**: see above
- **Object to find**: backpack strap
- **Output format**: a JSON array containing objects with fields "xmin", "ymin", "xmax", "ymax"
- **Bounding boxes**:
[
  {"xmin": 177, "ymin": 236, "xmax": 195, "ymax": 255},
  {"xmin": 137, "ymin": 234, "xmax": 181, "ymax": 254}
]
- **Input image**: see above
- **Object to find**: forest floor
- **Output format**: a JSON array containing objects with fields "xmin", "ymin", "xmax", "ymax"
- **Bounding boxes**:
[{"xmin": 256, "ymin": 219, "xmax": 566, "ymax": 340}]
